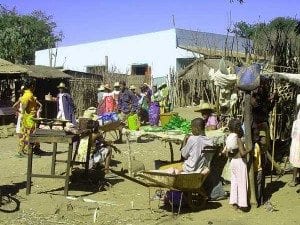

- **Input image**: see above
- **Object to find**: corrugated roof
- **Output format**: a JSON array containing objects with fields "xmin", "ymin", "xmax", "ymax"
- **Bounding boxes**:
[
  {"xmin": 22, "ymin": 65, "xmax": 71, "ymax": 79},
  {"xmin": 176, "ymin": 28, "xmax": 250, "ymax": 56},
  {"xmin": 0, "ymin": 58, "xmax": 28, "ymax": 74}
]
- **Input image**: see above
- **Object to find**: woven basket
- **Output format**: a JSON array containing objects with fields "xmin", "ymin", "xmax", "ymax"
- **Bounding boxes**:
[{"xmin": 140, "ymin": 171, "xmax": 206, "ymax": 190}]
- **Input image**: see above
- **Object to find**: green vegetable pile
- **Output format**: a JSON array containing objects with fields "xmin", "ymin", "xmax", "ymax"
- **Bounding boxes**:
[{"xmin": 163, "ymin": 115, "xmax": 191, "ymax": 134}]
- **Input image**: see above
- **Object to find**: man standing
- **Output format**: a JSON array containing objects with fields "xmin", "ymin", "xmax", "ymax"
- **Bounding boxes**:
[
  {"xmin": 56, "ymin": 82, "xmax": 76, "ymax": 125},
  {"xmin": 117, "ymin": 81, "xmax": 138, "ymax": 142}
]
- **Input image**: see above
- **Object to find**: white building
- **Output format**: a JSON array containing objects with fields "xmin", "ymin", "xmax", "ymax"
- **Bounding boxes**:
[{"xmin": 35, "ymin": 28, "xmax": 248, "ymax": 81}]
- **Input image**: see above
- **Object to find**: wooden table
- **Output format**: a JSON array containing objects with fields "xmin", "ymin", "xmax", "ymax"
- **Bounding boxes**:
[{"xmin": 26, "ymin": 134, "xmax": 78, "ymax": 196}]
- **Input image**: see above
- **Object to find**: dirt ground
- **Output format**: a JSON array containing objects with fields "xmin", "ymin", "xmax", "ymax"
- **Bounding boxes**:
[{"xmin": 0, "ymin": 107, "xmax": 299, "ymax": 225}]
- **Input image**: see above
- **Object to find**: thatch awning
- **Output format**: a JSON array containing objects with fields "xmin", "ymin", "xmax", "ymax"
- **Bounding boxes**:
[
  {"xmin": 268, "ymin": 72, "xmax": 300, "ymax": 86},
  {"xmin": 0, "ymin": 58, "xmax": 28, "ymax": 74},
  {"xmin": 22, "ymin": 65, "xmax": 71, "ymax": 79}
]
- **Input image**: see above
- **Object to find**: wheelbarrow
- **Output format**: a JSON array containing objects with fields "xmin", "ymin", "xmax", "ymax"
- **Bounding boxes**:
[{"xmin": 136, "ymin": 169, "xmax": 210, "ymax": 212}]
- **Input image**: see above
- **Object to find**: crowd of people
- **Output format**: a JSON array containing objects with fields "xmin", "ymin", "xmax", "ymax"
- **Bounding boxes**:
[{"xmin": 10, "ymin": 78, "xmax": 300, "ymax": 212}]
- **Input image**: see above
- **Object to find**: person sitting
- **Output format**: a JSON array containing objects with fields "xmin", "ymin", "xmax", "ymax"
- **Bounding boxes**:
[
  {"xmin": 161, "ymin": 118, "xmax": 213, "ymax": 174},
  {"xmin": 195, "ymin": 102, "xmax": 219, "ymax": 130}
]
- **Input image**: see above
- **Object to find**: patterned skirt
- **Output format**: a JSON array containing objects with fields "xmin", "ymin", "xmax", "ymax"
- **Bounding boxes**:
[{"xmin": 149, "ymin": 102, "xmax": 160, "ymax": 126}]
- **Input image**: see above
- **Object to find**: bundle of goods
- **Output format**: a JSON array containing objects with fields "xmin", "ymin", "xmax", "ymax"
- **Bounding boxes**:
[
  {"xmin": 163, "ymin": 115, "xmax": 191, "ymax": 134},
  {"xmin": 98, "ymin": 112, "xmax": 119, "ymax": 126}
]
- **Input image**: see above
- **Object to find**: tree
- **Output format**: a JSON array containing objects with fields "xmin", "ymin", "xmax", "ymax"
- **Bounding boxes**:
[
  {"xmin": 232, "ymin": 17, "xmax": 300, "ymax": 72},
  {"xmin": 0, "ymin": 5, "xmax": 62, "ymax": 64}
]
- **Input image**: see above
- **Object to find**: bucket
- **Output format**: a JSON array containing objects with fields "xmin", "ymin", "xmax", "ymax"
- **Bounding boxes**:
[
  {"xmin": 160, "ymin": 112, "xmax": 178, "ymax": 127},
  {"xmin": 127, "ymin": 114, "xmax": 140, "ymax": 131}
]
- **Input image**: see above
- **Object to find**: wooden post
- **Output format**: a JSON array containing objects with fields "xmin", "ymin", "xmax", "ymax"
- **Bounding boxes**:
[
  {"xmin": 244, "ymin": 92, "xmax": 257, "ymax": 206},
  {"xmin": 216, "ymin": 86, "xmax": 220, "ymax": 116}
]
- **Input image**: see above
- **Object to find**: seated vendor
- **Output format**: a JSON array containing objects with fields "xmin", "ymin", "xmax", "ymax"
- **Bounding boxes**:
[
  {"xmin": 90, "ymin": 131, "xmax": 113, "ymax": 174},
  {"xmin": 195, "ymin": 102, "xmax": 219, "ymax": 130},
  {"xmin": 161, "ymin": 118, "xmax": 213, "ymax": 174}
]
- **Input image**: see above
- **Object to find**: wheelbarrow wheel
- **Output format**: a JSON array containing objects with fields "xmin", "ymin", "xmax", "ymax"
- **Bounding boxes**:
[{"xmin": 186, "ymin": 192, "xmax": 207, "ymax": 211}]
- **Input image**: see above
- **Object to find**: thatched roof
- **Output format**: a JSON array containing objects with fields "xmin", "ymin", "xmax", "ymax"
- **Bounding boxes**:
[
  {"xmin": 22, "ymin": 65, "xmax": 71, "ymax": 79},
  {"xmin": 178, "ymin": 58, "xmax": 234, "ymax": 80},
  {"xmin": 270, "ymin": 72, "xmax": 300, "ymax": 86},
  {"xmin": 0, "ymin": 58, "xmax": 28, "ymax": 74}
]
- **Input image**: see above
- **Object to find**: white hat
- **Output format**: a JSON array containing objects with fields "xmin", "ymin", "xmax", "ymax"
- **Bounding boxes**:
[
  {"xmin": 98, "ymin": 85, "xmax": 105, "ymax": 91},
  {"xmin": 129, "ymin": 85, "xmax": 136, "ymax": 90},
  {"xmin": 57, "ymin": 82, "xmax": 66, "ymax": 89},
  {"xmin": 114, "ymin": 82, "xmax": 120, "ymax": 87}
]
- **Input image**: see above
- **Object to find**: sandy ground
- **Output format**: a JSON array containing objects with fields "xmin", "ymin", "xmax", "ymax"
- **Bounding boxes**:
[{"xmin": 0, "ymin": 106, "xmax": 299, "ymax": 225}]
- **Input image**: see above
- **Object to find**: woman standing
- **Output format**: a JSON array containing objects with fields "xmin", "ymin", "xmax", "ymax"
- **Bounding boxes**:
[
  {"xmin": 148, "ymin": 85, "xmax": 161, "ymax": 126},
  {"xmin": 223, "ymin": 119, "xmax": 252, "ymax": 211},
  {"xmin": 289, "ymin": 94, "xmax": 300, "ymax": 187},
  {"xmin": 138, "ymin": 85, "xmax": 149, "ymax": 125}
]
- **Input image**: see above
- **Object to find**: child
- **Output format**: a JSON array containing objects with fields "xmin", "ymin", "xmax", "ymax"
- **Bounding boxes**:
[
  {"xmin": 161, "ymin": 118, "xmax": 213, "ymax": 175},
  {"xmin": 254, "ymin": 130, "xmax": 267, "ymax": 207},
  {"xmin": 223, "ymin": 119, "xmax": 252, "ymax": 210}
]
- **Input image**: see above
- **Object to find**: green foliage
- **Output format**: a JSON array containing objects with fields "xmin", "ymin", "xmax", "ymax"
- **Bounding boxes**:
[
  {"xmin": 232, "ymin": 17, "xmax": 300, "ymax": 72},
  {"xmin": 0, "ymin": 5, "xmax": 62, "ymax": 64},
  {"xmin": 163, "ymin": 115, "xmax": 191, "ymax": 134}
]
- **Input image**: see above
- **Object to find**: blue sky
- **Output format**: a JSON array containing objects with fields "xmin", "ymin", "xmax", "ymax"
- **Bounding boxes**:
[{"xmin": 1, "ymin": 0, "xmax": 299, "ymax": 46}]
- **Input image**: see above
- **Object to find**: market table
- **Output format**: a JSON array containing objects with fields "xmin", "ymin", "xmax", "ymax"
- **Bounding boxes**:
[
  {"xmin": 26, "ymin": 131, "xmax": 79, "ymax": 196},
  {"xmin": 124, "ymin": 128, "xmax": 227, "ymax": 175}
]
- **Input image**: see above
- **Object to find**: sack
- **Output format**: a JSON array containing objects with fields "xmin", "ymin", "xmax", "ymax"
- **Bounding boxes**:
[{"xmin": 236, "ymin": 64, "xmax": 260, "ymax": 91}]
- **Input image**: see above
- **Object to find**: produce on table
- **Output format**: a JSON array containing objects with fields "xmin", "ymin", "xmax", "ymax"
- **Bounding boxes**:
[{"xmin": 163, "ymin": 115, "xmax": 191, "ymax": 134}]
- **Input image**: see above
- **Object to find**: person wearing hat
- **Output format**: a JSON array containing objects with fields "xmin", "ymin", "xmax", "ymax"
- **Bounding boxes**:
[
  {"xmin": 158, "ymin": 83, "xmax": 169, "ymax": 113},
  {"xmin": 56, "ymin": 82, "xmax": 76, "ymax": 125},
  {"xmin": 112, "ymin": 82, "xmax": 121, "ymax": 109},
  {"xmin": 149, "ymin": 85, "xmax": 162, "ymax": 126},
  {"xmin": 195, "ymin": 102, "xmax": 219, "ymax": 130},
  {"xmin": 253, "ymin": 130, "xmax": 267, "ymax": 206},
  {"xmin": 97, "ymin": 85, "xmax": 105, "ymax": 103}
]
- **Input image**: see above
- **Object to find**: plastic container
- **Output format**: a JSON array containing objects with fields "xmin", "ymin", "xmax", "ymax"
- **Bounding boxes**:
[
  {"xmin": 160, "ymin": 112, "xmax": 178, "ymax": 127},
  {"xmin": 127, "ymin": 114, "xmax": 140, "ymax": 131}
]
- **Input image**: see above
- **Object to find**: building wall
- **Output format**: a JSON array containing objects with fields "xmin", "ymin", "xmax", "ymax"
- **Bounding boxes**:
[{"xmin": 35, "ymin": 29, "xmax": 194, "ymax": 78}]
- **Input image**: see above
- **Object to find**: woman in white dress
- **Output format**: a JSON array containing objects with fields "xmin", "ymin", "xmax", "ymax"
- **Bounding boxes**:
[{"xmin": 289, "ymin": 94, "xmax": 300, "ymax": 187}]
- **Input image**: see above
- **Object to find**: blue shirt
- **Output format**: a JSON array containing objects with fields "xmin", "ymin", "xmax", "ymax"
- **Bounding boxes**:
[{"xmin": 118, "ymin": 88, "xmax": 138, "ymax": 114}]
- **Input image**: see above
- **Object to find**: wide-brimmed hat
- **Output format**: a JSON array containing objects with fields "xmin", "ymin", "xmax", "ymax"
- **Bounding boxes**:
[
  {"xmin": 104, "ymin": 84, "xmax": 111, "ymax": 90},
  {"xmin": 195, "ymin": 102, "xmax": 213, "ymax": 112},
  {"xmin": 98, "ymin": 85, "xmax": 105, "ymax": 91},
  {"xmin": 259, "ymin": 131, "xmax": 266, "ymax": 137},
  {"xmin": 129, "ymin": 85, "xmax": 136, "ymax": 90},
  {"xmin": 57, "ymin": 82, "xmax": 66, "ymax": 89},
  {"xmin": 114, "ymin": 82, "xmax": 120, "ymax": 87}
]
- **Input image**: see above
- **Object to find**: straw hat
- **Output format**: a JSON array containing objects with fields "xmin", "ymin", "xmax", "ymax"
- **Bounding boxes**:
[
  {"xmin": 57, "ymin": 82, "xmax": 66, "ymax": 89},
  {"xmin": 129, "ymin": 85, "xmax": 136, "ymax": 90},
  {"xmin": 259, "ymin": 130, "xmax": 266, "ymax": 137},
  {"xmin": 114, "ymin": 82, "xmax": 120, "ymax": 87},
  {"xmin": 104, "ymin": 84, "xmax": 111, "ymax": 90},
  {"xmin": 195, "ymin": 102, "xmax": 213, "ymax": 112},
  {"xmin": 98, "ymin": 85, "xmax": 105, "ymax": 91}
]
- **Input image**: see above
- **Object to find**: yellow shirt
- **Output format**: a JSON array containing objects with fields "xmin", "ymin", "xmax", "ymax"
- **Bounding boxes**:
[
  {"xmin": 254, "ymin": 143, "xmax": 262, "ymax": 172},
  {"xmin": 20, "ymin": 90, "xmax": 37, "ymax": 115},
  {"xmin": 20, "ymin": 90, "xmax": 37, "ymax": 129}
]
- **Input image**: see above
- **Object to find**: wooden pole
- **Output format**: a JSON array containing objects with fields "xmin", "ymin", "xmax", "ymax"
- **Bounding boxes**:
[
  {"xmin": 216, "ymin": 86, "xmax": 220, "ymax": 116},
  {"xmin": 271, "ymin": 99, "xmax": 277, "ymax": 182},
  {"xmin": 244, "ymin": 92, "xmax": 257, "ymax": 206}
]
